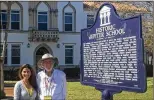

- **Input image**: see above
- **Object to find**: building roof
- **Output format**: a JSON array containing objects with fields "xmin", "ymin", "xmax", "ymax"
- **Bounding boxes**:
[{"xmin": 83, "ymin": 1, "xmax": 148, "ymax": 13}]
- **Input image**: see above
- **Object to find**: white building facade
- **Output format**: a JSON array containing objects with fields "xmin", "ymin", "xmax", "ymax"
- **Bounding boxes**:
[
  {"xmin": 0, "ymin": 1, "xmax": 86, "ymax": 70},
  {"xmin": 0, "ymin": 1, "xmax": 151, "ymax": 70}
]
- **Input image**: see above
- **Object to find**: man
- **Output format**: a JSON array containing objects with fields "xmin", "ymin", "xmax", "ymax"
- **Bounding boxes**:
[{"xmin": 36, "ymin": 53, "xmax": 67, "ymax": 100}]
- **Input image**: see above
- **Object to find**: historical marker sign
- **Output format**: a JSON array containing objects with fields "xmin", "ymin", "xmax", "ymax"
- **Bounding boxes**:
[{"xmin": 80, "ymin": 3, "xmax": 147, "ymax": 93}]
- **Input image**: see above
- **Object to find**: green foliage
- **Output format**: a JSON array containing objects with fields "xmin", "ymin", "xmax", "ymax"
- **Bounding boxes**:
[
  {"xmin": 0, "ymin": 90, "xmax": 6, "ymax": 99},
  {"xmin": 142, "ymin": 21, "xmax": 153, "ymax": 53},
  {"xmin": 146, "ymin": 65, "xmax": 153, "ymax": 77},
  {"xmin": 4, "ymin": 68, "xmax": 19, "ymax": 81},
  {"xmin": 64, "ymin": 68, "xmax": 80, "ymax": 78}
]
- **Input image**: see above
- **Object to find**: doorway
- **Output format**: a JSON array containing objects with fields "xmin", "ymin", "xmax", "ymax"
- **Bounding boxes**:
[{"xmin": 34, "ymin": 43, "xmax": 53, "ymax": 72}]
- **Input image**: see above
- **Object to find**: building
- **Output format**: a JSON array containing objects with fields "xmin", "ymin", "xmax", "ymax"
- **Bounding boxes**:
[{"xmin": 0, "ymin": 1, "xmax": 152, "ymax": 71}]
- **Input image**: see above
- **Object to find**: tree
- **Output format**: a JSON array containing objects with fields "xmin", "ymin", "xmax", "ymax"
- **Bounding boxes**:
[
  {"xmin": 0, "ymin": 1, "xmax": 11, "ymax": 98},
  {"xmin": 142, "ymin": 21, "xmax": 153, "ymax": 53}
]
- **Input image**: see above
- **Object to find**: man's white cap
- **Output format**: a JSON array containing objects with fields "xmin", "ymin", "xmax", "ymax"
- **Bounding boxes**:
[
  {"xmin": 37, "ymin": 53, "xmax": 55, "ymax": 68},
  {"xmin": 41, "ymin": 53, "xmax": 55, "ymax": 60}
]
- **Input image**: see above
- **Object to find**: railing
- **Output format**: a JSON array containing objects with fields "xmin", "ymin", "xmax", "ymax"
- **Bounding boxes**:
[{"xmin": 28, "ymin": 29, "xmax": 59, "ymax": 42}]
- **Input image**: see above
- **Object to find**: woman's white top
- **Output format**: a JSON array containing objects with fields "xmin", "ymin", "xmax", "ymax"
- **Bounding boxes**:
[
  {"xmin": 36, "ymin": 69, "xmax": 67, "ymax": 100},
  {"xmin": 14, "ymin": 80, "xmax": 37, "ymax": 100}
]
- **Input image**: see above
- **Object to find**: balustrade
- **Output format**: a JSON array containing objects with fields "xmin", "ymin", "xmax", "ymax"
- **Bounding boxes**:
[{"xmin": 28, "ymin": 29, "xmax": 59, "ymax": 42}]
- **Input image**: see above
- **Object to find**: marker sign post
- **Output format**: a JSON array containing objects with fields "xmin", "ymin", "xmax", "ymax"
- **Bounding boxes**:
[{"xmin": 80, "ymin": 3, "xmax": 147, "ymax": 100}]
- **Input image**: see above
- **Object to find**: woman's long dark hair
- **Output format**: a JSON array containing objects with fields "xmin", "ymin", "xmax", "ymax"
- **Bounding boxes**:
[{"xmin": 18, "ymin": 64, "xmax": 37, "ymax": 90}]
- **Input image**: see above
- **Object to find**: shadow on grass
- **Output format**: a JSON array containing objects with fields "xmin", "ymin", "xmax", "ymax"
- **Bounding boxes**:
[
  {"xmin": 67, "ymin": 78, "xmax": 80, "ymax": 82},
  {"xmin": 1, "ymin": 96, "xmax": 13, "ymax": 100}
]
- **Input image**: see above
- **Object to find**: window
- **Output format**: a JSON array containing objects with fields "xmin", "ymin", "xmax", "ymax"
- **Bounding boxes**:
[
  {"xmin": 11, "ymin": 44, "xmax": 20, "ymax": 64},
  {"xmin": 64, "ymin": 13, "xmax": 73, "ymax": 31},
  {"xmin": 11, "ymin": 10, "xmax": 20, "ymax": 30},
  {"xmin": 65, "ymin": 45, "xmax": 73, "ymax": 64},
  {"xmin": 87, "ymin": 15, "xmax": 94, "ymax": 28},
  {"xmin": 38, "ymin": 12, "xmax": 48, "ymax": 30},
  {"xmin": 0, "ymin": 10, "xmax": 7, "ymax": 29},
  {"xmin": 0, "ymin": 44, "xmax": 7, "ymax": 64}
]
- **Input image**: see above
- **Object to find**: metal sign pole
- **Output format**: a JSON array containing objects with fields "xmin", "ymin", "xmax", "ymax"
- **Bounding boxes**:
[
  {"xmin": 96, "ymin": 88, "xmax": 122, "ymax": 100},
  {"xmin": 101, "ymin": 89, "xmax": 113, "ymax": 100}
]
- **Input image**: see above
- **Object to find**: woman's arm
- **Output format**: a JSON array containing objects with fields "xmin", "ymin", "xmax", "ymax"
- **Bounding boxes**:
[{"xmin": 14, "ymin": 81, "xmax": 21, "ymax": 100}]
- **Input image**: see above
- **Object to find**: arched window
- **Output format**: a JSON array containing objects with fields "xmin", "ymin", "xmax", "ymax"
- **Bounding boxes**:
[
  {"xmin": 0, "ymin": 2, "xmax": 8, "ymax": 29},
  {"xmin": 37, "ymin": 2, "xmax": 49, "ymax": 30},
  {"xmin": 63, "ymin": 2, "xmax": 76, "ymax": 32},
  {"xmin": 11, "ymin": 2, "xmax": 21, "ymax": 30},
  {"xmin": 1, "ymin": 2, "xmax": 23, "ymax": 30}
]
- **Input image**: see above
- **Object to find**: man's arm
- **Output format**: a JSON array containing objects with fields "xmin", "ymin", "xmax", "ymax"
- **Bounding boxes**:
[
  {"xmin": 36, "ymin": 73, "xmax": 41, "ymax": 100},
  {"xmin": 62, "ymin": 72, "xmax": 67, "ymax": 99}
]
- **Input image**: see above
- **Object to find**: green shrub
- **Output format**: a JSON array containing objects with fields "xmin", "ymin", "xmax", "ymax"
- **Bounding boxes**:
[
  {"xmin": 146, "ymin": 64, "xmax": 153, "ymax": 77},
  {"xmin": 4, "ymin": 68, "xmax": 20, "ymax": 81},
  {"xmin": 64, "ymin": 68, "xmax": 80, "ymax": 78}
]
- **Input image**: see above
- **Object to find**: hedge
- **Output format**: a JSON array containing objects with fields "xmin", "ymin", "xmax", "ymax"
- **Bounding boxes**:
[{"xmin": 3, "ymin": 64, "xmax": 153, "ymax": 81}]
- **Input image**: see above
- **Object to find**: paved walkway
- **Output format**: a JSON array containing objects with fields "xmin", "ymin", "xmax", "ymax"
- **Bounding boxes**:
[
  {"xmin": 4, "ymin": 87, "xmax": 13, "ymax": 97},
  {"xmin": 1, "ymin": 87, "xmax": 13, "ymax": 100}
]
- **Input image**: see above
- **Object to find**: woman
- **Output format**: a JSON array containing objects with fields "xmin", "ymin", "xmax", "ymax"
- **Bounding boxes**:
[{"xmin": 14, "ymin": 64, "xmax": 37, "ymax": 100}]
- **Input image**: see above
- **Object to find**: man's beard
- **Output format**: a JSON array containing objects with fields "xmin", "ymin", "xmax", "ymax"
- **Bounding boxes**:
[{"xmin": 44, "ymin": 63, "xmax": 54, "ymax": 72}]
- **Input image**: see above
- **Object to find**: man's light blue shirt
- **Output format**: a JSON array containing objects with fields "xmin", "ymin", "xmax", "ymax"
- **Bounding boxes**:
[{"xmin": 36, "ymin": 69, "xmax": 67, "ymax": 100}]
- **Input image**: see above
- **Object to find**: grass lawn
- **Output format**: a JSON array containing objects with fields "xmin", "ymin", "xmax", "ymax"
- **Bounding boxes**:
[
  {"xmin": 4, "ymin": 77, "xmax": 153, "ymax": 100},
  {"xmin": 66, "ymin": 77, "xmax": 153, "ymax": 100}
]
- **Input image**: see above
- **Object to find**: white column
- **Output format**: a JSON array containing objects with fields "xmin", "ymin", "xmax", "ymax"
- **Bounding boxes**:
[
  {"xmin": 100, "ymin": 13, "xmax": 103, "ymax": 26},
  {"xmin": 107, "ymin": 12, "xmax": 110, "ymax": 24},
  {"xmin": 8, "ymin": 44, "xmax": 11, "ymax": 66},
  {"xmin": 104, "ymin": 12, "xmax": 106, "ymax": 24}
]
